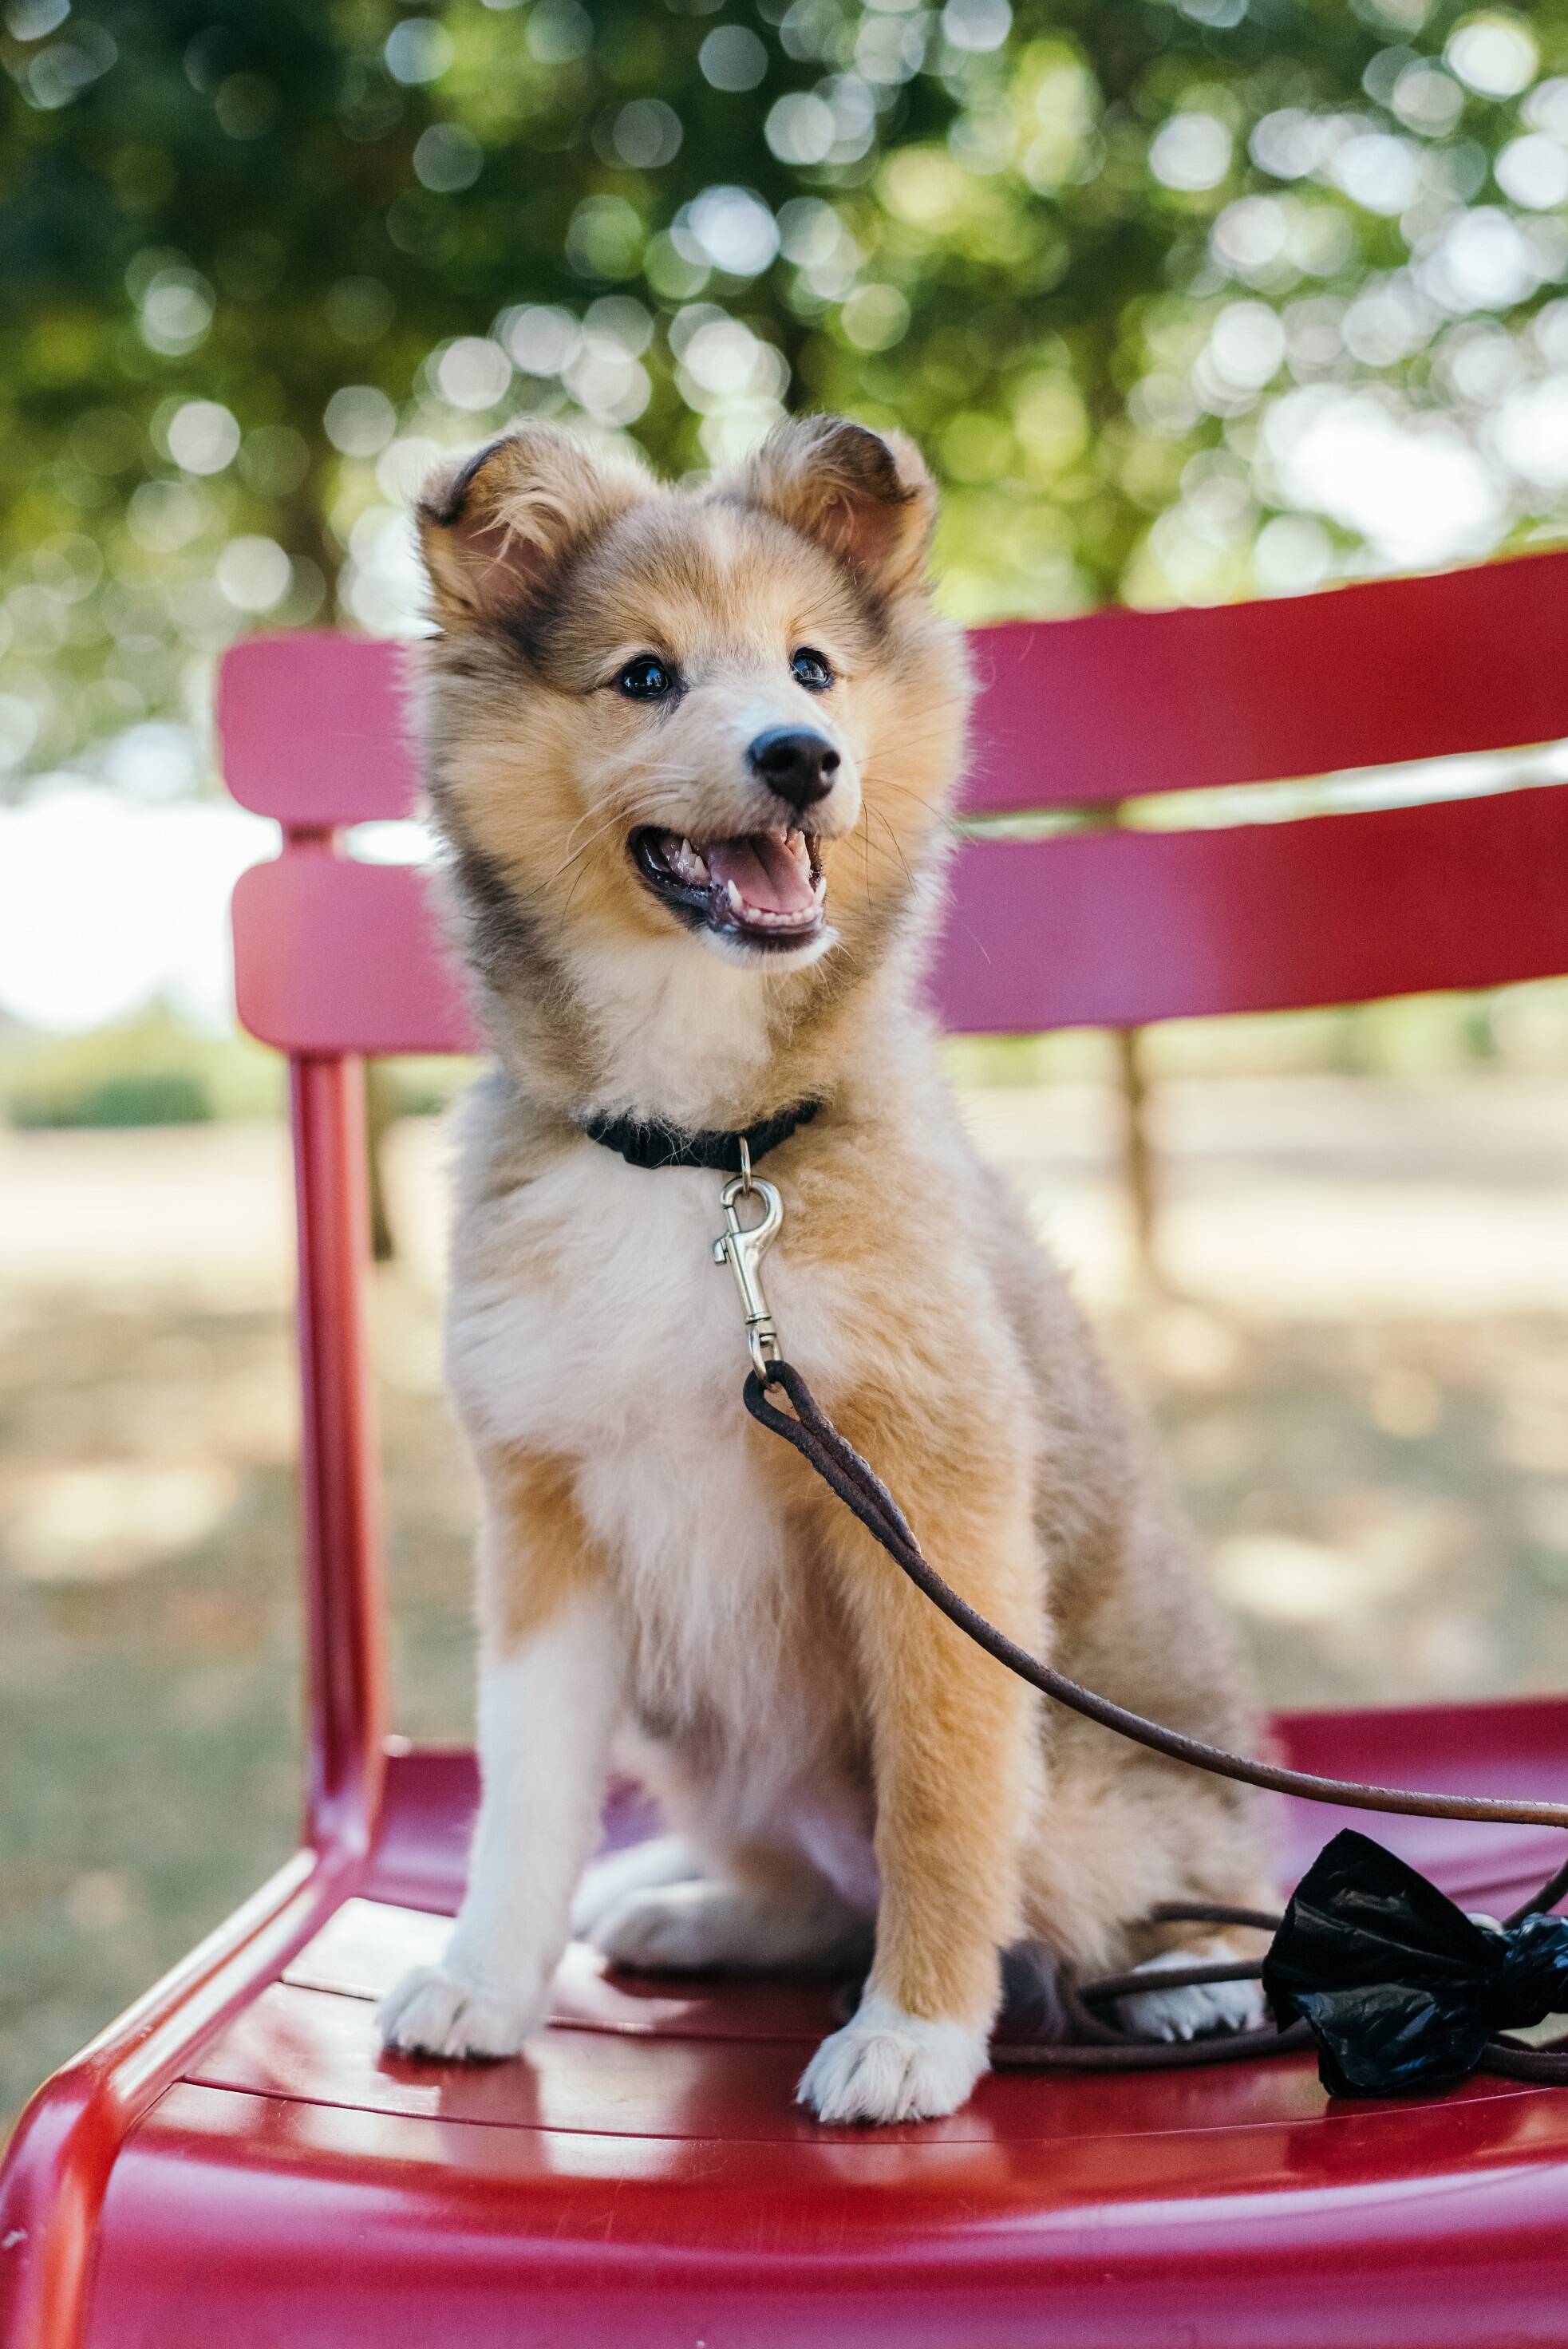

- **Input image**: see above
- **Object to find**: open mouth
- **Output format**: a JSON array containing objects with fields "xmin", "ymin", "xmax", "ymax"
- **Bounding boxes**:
[{"xmin": 631, "ymin": 826, "xmax": 826, "ymax": 951}]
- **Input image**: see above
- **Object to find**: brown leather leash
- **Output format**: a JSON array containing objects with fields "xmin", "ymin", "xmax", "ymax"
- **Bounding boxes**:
[
  {"xmin": 573, "ymin": 1113, "xmax": 1568, "ymax": 2088},
  {"xmin": 743, "ymin": 1357, "xmax": 1568, "ymax": 2082}
]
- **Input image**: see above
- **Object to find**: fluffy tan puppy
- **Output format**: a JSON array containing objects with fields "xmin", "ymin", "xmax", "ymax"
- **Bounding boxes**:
[{"xmin": 377, "ymin": 414, "xmax": 1270, "ymax": 2123}]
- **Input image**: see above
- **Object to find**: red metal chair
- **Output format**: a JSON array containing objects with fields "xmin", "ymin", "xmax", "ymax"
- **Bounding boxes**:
[{"xmin": 6, "ymin": 550, "xmax": 1568, "ymax": 2349}]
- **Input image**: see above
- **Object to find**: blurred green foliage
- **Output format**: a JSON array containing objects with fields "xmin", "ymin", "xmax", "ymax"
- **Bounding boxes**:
[
  {"xmin": 0, "ymin": 1006, "xmax": 280, "ymax": 1124},
  {"xmin": 2, "ymin": 0, "xmax": 1567, "ymax": 789},
  {"xmin": 6, "ymin": 983, "xmax": 1568, "ymax": 1131},
  {"xmin": 0, "ymin": 1009, "xmax": 485, "ymax": 1127},
  {"xmin": 12, "ymin": 1068, "xmax": 214, "ymax": 1127}
]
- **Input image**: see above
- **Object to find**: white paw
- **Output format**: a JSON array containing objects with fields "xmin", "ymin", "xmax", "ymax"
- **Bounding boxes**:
[
  {"xmin": 571, "ymin": 1835, "xmax": 702, "ymax": 1937},
  {"xmin": 587, "ymin": 1879, "xmax": 779, "ymax": 1972},
  {"xmin": 796, "ymin": 1995, "xmax": 989, "ymax": 2124},
  {"xmin": 587, "ymin": 1881, "xmax": 737, "ymax": 1971},
  {"xmin": 589, "ymin": 1878, "xmax": 867, "ymax": 1974},
  {"xmin": 1116, "ymin": 1947, "xmax": 1267, "ymax": 2043},
  {"xmin": 376, "ymin": 1964, "xmax": 543, "ymax": 2061}
]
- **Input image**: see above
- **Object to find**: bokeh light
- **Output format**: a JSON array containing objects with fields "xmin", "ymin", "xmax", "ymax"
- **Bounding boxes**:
[{"xmin": 2, "ymin": 0, "xmax": 1566, "ymax": 802}]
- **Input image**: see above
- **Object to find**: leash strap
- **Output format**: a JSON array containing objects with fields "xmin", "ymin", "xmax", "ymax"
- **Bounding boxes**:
[
  {"xmin": 744, "ymin": 1361, "xmax": 1568, "ymax": 1838},
  {"xmin": 743, "ymin": 1357, "xmax": 1568, "ymax": 2085}
]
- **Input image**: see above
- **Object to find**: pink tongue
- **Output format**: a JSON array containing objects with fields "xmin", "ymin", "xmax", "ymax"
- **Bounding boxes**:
[{"xmin": 705, "ymin": 833, "xmax": 816, "ymax": 918}]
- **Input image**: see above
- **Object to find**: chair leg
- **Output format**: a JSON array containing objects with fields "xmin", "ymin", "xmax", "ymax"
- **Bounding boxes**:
[
  {"xmin": 364, "ymin": 1060, "xmax": 398, "ymax": 1264},
  {"xmin": 1116, "ymin": 1025, "xmax": 1165, "ymax": 1298}
]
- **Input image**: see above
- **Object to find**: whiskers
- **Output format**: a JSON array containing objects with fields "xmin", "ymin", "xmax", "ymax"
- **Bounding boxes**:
[
  {"xmin": 874, "ymin": 774, "xmax": 964, "ymax": 840},
  {"xmin": 869, "ymin": 802, "xmax": 918, "ymax": 897},
  {"xmin": 847, "ymin": 792, "xmax": 924, "ymax": 900},
  {"xmin": 550, "ymin": 804, "xmax": 633, "ymax": 886},
  {"xmin": 548, "ymin": 760, "xmax": 699, "ymax": 886}
]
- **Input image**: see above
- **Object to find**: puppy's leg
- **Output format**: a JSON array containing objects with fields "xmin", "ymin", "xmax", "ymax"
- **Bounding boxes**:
[
  {"xmin": 796, "ymin": 1449, "xmax": 1041, "ymax": 2126},
  {"xmin": 1018, "ymin": 1668, "xmax": 1274, "ymax": 2041},
  {"xmin": 587, "ymin": 1842, "xmax": 869, "ymax": 1975},
  {"xmin": 379, "ymin": 1454, "xmax": 623, "ymax": 2061},
  {"xmin": 571, "ymin": 1834, "xmax": 704, "ymax": 1939}
]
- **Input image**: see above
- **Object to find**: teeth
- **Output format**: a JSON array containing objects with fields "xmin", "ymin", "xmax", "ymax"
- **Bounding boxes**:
[{"xmin": 654, "ymin": 827, "xmax": 823, "ymax": 932}]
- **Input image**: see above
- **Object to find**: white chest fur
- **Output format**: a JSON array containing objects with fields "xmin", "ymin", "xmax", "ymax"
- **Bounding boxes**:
[
  {"xmin": 446, "ymin": 1144, "xmax": 861, "ymax": 1773},
  {"xmin": 564, "ymin": 936, "xmax": 788, "ymax": 1134}
]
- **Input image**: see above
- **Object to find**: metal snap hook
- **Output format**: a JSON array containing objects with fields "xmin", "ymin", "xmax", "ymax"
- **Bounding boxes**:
[{"xmin": 713, "ymin": 1172, "xmax": 784, "ymax": 1377}]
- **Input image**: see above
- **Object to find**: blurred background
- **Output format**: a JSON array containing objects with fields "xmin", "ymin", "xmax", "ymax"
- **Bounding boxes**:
[{"xmin": 3, "ymin": 0, "xmax": 1568, "ymax": 2135}]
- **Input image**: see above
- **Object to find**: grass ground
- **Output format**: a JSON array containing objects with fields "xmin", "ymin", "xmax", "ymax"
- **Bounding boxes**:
[{"xmin": 4, "ymin": 1068, "xmax": 1568, "ymax": 2135}]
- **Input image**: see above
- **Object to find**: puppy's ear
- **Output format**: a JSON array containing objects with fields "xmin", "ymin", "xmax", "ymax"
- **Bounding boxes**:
[
  {"xmin": 723, "ymin": 416, "xmax": 937, "ymax": 597},
  {"xmin": 417, "ymin": 424, "xmax": 650, "ymax": 628}
]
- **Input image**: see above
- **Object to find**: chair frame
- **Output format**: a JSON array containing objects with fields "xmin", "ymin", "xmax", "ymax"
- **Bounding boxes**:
[{"xmin": 6, "ymin": 547, "xmax": 1568, "ymax": 2349}]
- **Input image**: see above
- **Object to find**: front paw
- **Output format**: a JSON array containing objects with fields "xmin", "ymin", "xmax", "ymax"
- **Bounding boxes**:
[
  {"xmin": 377, "ymin": 1964, "xmax": 543, "ymax": 2062},
  {"xmin": 796, "ymin": 1995, "xmax": 989, "ymax": 2124}
]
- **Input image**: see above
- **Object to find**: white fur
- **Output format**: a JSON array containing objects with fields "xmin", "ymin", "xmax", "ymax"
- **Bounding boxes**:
[
  {"xmin": 793, "ymin": 1792, "xmax": 883, "ymax": 1915},
  {"xmin": 378, "ymin": 1586, "xmax": 626, "ymax": 2059},
  {"xmin": 436, "ymin": 1129, "xmax": 890, "ymax": 2067},
  {"xmin": 796, "ymin": 1994, "xmax": 990, "ymax": 2124},
  {"xmin": 1116, "ymin": 1946, "xmax": 1267, "ymax": 2043},
  {"xmin": 586, "ymin": 1876, "xmax": 867, "ymax": 1973},
  {"xmin": 698, "ymin": 922, "xmax": 837, "ymax": 975},
  {"xmin": 448, "ymin": 1142, "xmax": 876, "ymax": 1856},
  {"xmin": 563, "ymin": 935, "xmax": 787, "ymax": 1130},
  {"xmin": 571, "ymin": 1834, "xmax": 701, "ymax": 1936},
  {"xmin": 377, "ymin": 1965, "xmax": 538, "ymax": 2061},
  {"xmin": 428, "ymin": 1041, "xmax": 1023, "ymax": 2110}
]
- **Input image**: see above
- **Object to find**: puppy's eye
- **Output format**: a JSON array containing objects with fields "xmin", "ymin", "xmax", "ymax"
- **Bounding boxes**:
[
  {"xmin": 617, "ymin": 655, "xmax": 677, "ymax": 700},
  {"xmin": 790, "ymin": 646, "xmax": 833, "ymax": 692}
]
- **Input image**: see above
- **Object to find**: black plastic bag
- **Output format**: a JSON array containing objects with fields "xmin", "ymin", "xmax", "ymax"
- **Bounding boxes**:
[{"xmin": 1263, "ymin": 1828, "xmax": 1568, "ymax": 2097}]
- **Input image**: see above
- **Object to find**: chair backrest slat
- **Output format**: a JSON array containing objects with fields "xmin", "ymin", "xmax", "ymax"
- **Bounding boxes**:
[
  {"xmin": 231, "ymin": 782, "xmax": 1568, "ymax": 1051},
  {"xmin": 218, "ymin": 547, "xmax": 1568, "ymax": 832},
  {"xmin": 231, "ymin": 851, "xmax": 476, "ymax": 1055},
  {"xmin": 223, "ymin": 552, "xmax": 1568, "ymax": 1047},
  {"xmin": 966, "ymin": 547, "xmax": 1568, "ymax": 814},
  {"xmin": 219, "ymin": 633, "xmax": 417, "ymax": 827},
  {"xmin": 938, "ymin": 783, "xmax": 1568, "ymax": 1032}
]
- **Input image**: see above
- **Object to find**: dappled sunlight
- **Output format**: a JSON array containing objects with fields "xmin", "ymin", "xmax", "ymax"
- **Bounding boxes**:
[
  {"xmin": 3, "ymin": 1462, "xmax": 239, "ymax": 1584},
  {"xmin": 3, "ymin": 1064, "xmax": 1567, "ymax": 2126},
  {"xmin": 972, "ymin": 1072, "xmax": 1568, "ymax": 1316}
]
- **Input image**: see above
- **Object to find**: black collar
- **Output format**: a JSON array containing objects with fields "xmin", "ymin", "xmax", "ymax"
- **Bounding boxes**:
[{"xmin": 580, "ymin": 1099, "xmax": 820, "ymax": 1174}]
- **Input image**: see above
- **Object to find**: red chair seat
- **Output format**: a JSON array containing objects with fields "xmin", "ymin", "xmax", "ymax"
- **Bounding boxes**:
[{"xmin": 72, "ymin": 1702, "xmax": 1568, "ymax": 2349}]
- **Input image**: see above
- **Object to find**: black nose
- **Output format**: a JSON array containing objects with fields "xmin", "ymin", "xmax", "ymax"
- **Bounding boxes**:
[{"xmin": 748, "ymin": 726, "xmax": 839, "ymax": 811}]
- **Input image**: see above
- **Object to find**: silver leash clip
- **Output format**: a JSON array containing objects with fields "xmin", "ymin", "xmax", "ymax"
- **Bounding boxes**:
[{"xmin": 713, "ymin": 1138, "xmax": 784, "ymax": 1380}]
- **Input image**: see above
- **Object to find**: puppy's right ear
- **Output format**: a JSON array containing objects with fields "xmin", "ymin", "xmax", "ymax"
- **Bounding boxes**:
[
  {"xmin": 721, "ymin": 416, "xmax": 937, "ymax": 598},
  {"xmin": 417, "ymin": 424, "xmax": 650, "ymax": 628}
]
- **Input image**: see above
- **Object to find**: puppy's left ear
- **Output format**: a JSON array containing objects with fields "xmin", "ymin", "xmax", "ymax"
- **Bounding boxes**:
[
  {"xmin": 417, "ymin": 422, "xmax": 650, "ymax": 630},
  {"xmin": 722, "ymin": 416, "xmax": 937, "ymax": 598}
]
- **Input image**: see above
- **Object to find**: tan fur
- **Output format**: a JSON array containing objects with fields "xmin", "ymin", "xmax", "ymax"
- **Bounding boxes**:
[
  {"xmin": 476, "ymin": 1446, "xmax": 601, "ymax": 1649},
  {"xmin": 398, "ymin": 415, "xmax": 1270, "ymax": 2111}
]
